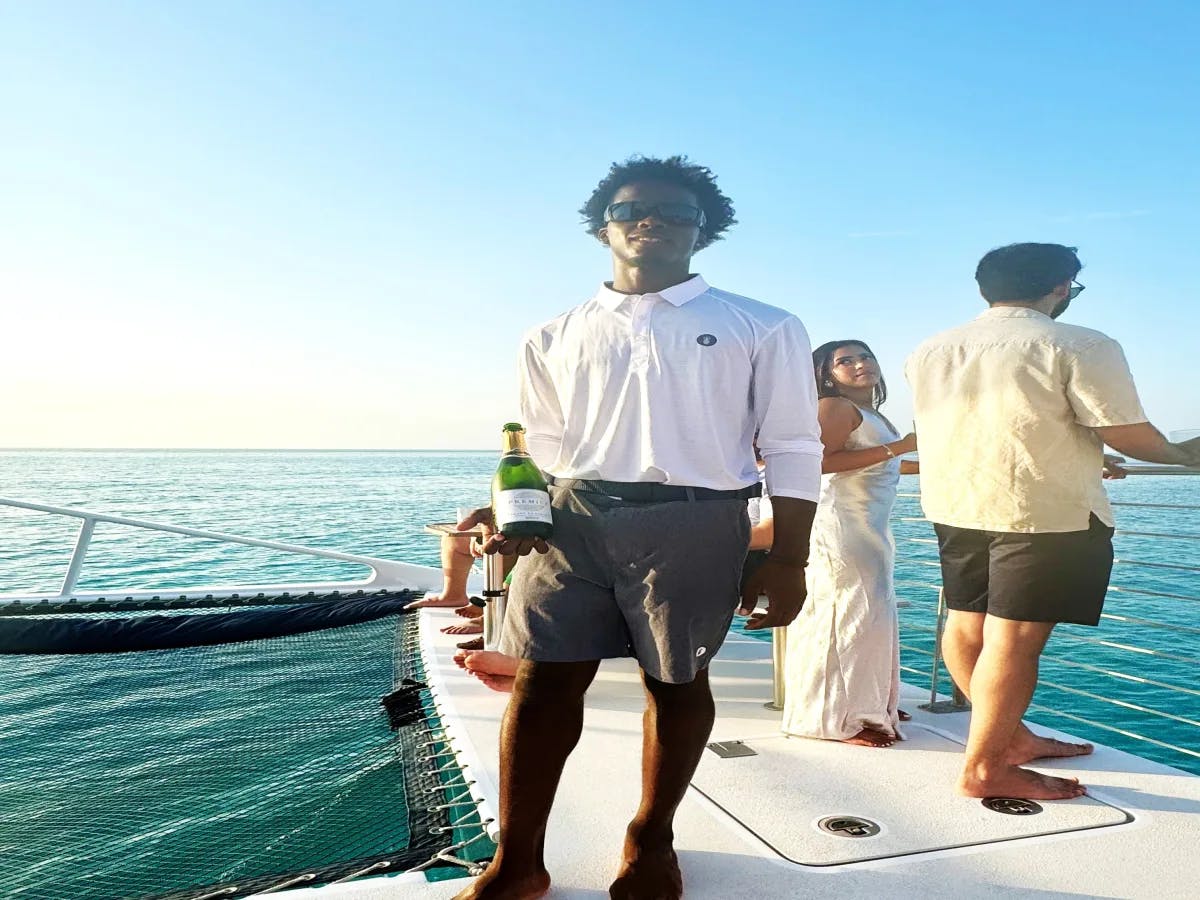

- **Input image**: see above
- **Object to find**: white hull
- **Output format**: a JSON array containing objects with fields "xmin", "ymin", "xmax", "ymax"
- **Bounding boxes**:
[{"xmin": 268, "ymin": 606, "xmax": 1200, "ymax": 899}]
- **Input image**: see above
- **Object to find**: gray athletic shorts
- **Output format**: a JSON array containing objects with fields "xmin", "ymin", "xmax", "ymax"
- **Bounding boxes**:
[{"xmin": 498, "ymin": 484, "xmax": 751, "ymax": 684}]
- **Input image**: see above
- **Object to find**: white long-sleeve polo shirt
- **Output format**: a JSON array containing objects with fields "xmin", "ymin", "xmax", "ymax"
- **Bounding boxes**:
[{"xmin": 517, "ymin": 275, "xmax": 823, "ymax": 502}]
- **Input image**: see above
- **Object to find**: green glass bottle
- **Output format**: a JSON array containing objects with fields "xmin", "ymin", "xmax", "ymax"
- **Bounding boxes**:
[{"xmin": 492, "ymin": 422, "xmax": 553, "ymax": 539}]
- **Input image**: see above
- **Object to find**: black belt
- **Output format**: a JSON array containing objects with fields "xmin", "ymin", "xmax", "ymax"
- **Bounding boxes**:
[{"xmin": 546, "ymin": 476, "xmax": 761, "ymax": 502}]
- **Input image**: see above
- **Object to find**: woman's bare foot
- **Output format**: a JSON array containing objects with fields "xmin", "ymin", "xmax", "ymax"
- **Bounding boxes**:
[
  {"xmin": 898, "ymin": 708, "xmax": 912, "ymax": 721},
  {"xmin": 452, "ymin": 866, "xmax": 550, "ymax": 900},
  {"xmin": 456, "ymin": 603, "xmax": 485, "ymax": 619},
  {"xmin": 442, "ymin": 620, "xmax": 484, "ymax": 636},
  {"xmin": 958, "ymin": 763, "xmax": 1086, "ymax": 800},
  {"xmin": 460, "ymin": 649, "xmax": 520, "ymax": 677},
  {"xmin": 842, "ymin": 727, "xmax": 897, "ymax": 748},
  {"xmin": 405, "ymin": 591, "xmax": 469, "ymax": 610},
  {"xmin": 610, "ymin": 826, "xmax": 682, "ymax": 900},
  {"xmin": 452, "ymin": 650, "xmax": 520, "ymax": 693},
  {"xmin": 1007, "ymin": 726, "xmax": 1093, "ymax": 765}
]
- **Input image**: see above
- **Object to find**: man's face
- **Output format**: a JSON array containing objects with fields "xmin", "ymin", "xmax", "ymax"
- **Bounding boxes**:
[{"xmin": 598, "ymin": 181, "xmax": 703, "ymax": 268}]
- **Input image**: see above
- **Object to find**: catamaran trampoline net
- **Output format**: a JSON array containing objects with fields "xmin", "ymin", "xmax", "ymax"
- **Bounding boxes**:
[{"xmin": 0, "ymin": 591, "xmax": 493, "ymax": 899}]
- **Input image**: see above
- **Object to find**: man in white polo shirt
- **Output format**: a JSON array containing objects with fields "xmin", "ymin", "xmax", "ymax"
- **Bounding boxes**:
[
  {"xmin": 907, "ymin": 242, "xmax": 1200, "ymax": 803},
  {"xmin": 455, "ymin": 156, "xmax": 822, "ymax": 900}
]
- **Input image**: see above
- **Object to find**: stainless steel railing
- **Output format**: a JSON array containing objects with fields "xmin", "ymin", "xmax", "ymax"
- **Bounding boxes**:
[
  {"xmin": 0, "ymin": 496, "xmax": 444, "ymax": 604},
  {"xmin": 895, "ymin": 470, "xmax": 1200, "ymax": 769}
]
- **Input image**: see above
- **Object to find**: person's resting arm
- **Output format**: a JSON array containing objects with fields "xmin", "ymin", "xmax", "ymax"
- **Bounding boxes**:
[
  {"xmin": 1094, "ymin": 423, "xmax": 1200, "ymax": 466},
  {"xmin": 518, "ymin": 329, "xmax": 566, "ymax": 473},
  {"xmin": 818, "ymin": 397, "xmax": 918, "ymax": 473},
  {"xmin": 471, "ymin": 331, "xmax": 564, "ymax": 557},
  {"xmin": 740, "ymin": 316, "xmax": 823, "ymax": 628},
  {"xmin": 748, "ymin": 495, "xmax": 774, "ymax": 550},
  {"xmin": 1066, "ymin": 336, "xmax": 1200, "ymax": 467}
]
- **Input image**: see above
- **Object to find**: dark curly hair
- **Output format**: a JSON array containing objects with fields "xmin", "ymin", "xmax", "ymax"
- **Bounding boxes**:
[
  {"xmin": 975, "ymin": 243, "xmax": 1082, "ymax": 303},
  {"xmin": 579, "ymin": 155, "xmax": 737, "ymax": 251},
  {"xmin": 813, "ymin": 339, "xmax": 888, "ymax": 410}
]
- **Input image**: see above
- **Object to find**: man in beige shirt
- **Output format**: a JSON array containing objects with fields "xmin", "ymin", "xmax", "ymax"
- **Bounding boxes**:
[{"xmin": 907, "ymin": 242, "xmax": 1200, "ymax": 801}]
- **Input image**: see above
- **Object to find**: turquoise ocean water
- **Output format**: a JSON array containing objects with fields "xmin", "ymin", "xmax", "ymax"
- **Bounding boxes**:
[
  {"xmin": 0, "ymin": 451, "xmax": 1195, "ymax": 777},
  {"xmin": 1, "ymin": 448, "xmax": 1197, "ymax": 779}
]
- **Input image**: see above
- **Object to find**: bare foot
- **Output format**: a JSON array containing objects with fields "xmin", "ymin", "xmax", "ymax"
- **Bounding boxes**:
[
  {"xmin": 842, "ymin": 727, "xmax": 896, "ymax": 748},
  {"xmin": 442, "ymin": 621, "xmax": 484, "ymax": 636},
  {"xmin": 898, "ymin": 708, "xmax": 912, "ymax": 721},
  {"xmin": 452, "ymin": 866, "xmax": 550, "ymax": 900},
  {"xmin": 456, "ymin": 603, "xmax": 485, "ymax": 619},
  {"xmin": 475, "ymin": 672, "xmax": 516, "ymax": 694},
  {"xmin": 958, "ymin": 763, "xmax": 1086, "ymax": 800},
  {"xmin": 459, "ymin": 649, "xmax": 520, "ymax": 677},
  {"xmin": 1007, "ymin": 726, "xmax": 1093, "ymax": 765},
  {"xmin": 610, "ymin": 827, "xmax": 682, "ymax": 900},
  {"xmin": 405, "ymin": 591, "xmax": 469, "ymax": 610}
]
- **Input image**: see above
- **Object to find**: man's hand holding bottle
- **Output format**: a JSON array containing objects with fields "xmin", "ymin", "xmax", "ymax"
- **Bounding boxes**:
[{"xmin": 458, "ymin": 506, "xmax": 551, "ymax": 558}]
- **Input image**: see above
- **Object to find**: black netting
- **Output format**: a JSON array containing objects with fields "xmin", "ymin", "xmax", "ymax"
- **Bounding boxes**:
[{"xmin": 0, "ymin": 593, "xmax": 495, "ymax": 899}]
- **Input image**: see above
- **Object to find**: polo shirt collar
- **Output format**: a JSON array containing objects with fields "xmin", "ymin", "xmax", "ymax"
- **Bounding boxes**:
[{"xmin": 593, "ymin": 274, "xmax": 709, "ymax": 310}]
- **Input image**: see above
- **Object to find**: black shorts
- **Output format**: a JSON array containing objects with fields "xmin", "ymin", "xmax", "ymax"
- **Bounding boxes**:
[
  {"xmin": 500, "ymin": 485, "xmax": 750, "ymax": 684},
  {"xmin": 933, "ymin": 514, "xmax": 1115, "ymax": 626}
]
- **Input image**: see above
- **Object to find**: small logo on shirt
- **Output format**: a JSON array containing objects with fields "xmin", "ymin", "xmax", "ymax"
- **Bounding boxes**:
[
  {"xmin": 696, "ymin": 334, "xmax": 717, "ymax": 346},
  {"xmin": 696, "ymin": 646, "xmax": 707, "ymax": 657}
]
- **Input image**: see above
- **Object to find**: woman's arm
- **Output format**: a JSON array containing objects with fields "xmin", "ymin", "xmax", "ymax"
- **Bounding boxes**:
[
  {"xmin": 748, "ymin": 495, "xmax": 774, "ymax": 549},
  {"xmin": 819, "ymin": 397, "xmax": 917, "ymax": 473}
]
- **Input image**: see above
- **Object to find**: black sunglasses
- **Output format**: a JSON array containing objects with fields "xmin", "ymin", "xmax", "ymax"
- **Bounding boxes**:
[
  {"xmin": 604, "ymin": 201, "xmax": 707, "ymax": 228},
  {"xmin": 1068, "ymin": 280, "xmax": 1086, "ymax": 300}
]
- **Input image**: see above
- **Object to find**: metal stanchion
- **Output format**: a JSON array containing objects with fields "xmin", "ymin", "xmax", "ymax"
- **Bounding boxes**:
[
  {"xmin": 482, "ymin": 552, "xmax": 506, "ymax": 650},
  {"xmin": 920, "ymin": 588, "xmax": 971, "ymax": 714},
  {"xmin": 764, "ymin": 625, "xmax": 787, "ymax": 711}
]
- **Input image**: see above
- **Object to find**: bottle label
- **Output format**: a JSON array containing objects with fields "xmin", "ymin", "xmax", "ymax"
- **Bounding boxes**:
[{"xmin": 494, "ymin": 489, "xmax": 553, "ymax": 526}]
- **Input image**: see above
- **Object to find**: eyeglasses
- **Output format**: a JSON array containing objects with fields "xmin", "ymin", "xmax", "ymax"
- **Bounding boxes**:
[
  {"xmin": 604, "ymin": 201, "xmax": 707, "ymax": 228},
  {"xmin": 1068, "ymin": 280, "xmax": 1086, "ymax": 300}
]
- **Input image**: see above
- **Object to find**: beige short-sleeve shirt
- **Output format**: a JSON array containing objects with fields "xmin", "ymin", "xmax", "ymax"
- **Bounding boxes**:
[{"xmin": 905, "ymin": 306, "xmax": 1147, "ymax": 533}]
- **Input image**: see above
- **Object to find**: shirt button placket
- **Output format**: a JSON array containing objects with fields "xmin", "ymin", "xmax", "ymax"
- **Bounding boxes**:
[{"xmin": 631, "ymin": 297, "xmax": 652, "ymax": 369}]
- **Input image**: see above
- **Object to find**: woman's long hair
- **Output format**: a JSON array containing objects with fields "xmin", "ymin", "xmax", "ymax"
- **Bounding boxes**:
[{"xmin": 812, "ymin": 339, "xmax": 888, "ymax": 410}]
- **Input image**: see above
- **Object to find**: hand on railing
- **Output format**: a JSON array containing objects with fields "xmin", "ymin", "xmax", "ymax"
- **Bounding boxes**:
[{"xmin": 1102, "ymin": 454, "xmax": 1129, "ymax": 480}]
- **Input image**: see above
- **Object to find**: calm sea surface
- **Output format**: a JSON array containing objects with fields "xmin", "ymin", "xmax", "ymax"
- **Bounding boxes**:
[
  {"xmin": 0, "ymin": 448, "xmax": 1195, "ymax": 772},
  {"xmin": 1, "ymin": 449, "xmax": 1197, "ymax": 776}
]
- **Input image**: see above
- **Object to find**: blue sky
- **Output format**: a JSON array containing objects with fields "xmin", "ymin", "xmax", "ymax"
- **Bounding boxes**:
[{"xmin": 2, "ymin": 1, "xmax": 1196, "ymax": 448}]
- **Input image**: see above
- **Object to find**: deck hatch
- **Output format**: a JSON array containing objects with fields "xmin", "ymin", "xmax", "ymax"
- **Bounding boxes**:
[{"xmin": 691, "ymin": 726, "xmax": 1131, "ymax": 866}]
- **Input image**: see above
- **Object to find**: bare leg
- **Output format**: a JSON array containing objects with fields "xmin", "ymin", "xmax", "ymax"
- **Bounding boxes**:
[
  {"xmin": 454, "ymin": 659, "xmax": 600, "ymax": 900},
  {"xmin": 609, "ymin": 669, "xmax": 716, "ymax": 900},
  {"xmin": 939, "ymin": 610, "xmax": 1089, "ymax": 763},
  {"xmin": 957, "ymin": 616, "xmax": 1085, "ymax": 800},
  {"xmin": 941, "ymin": 609, "xmax": 985, "ymax": 703},
  {"xmin": 406, "ymin": 535, "xmax": 476, "ymax": 608}
]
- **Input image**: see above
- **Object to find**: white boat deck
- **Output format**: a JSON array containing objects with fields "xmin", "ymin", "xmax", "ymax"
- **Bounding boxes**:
[{"xmin": 271, "ymin": 608, "xmax": 1200, "ymax": 900}]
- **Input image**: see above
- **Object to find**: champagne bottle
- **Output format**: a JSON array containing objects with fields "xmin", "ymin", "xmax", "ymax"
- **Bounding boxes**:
[{"xmin": 492, "ymin": 422, "xmax": 553, "ymax": 539}]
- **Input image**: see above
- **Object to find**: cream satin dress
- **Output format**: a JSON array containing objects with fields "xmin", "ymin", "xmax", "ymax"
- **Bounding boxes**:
[{"xmin": 781, "ymin": 406, "xmax": 902, "ymax": 740}]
